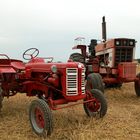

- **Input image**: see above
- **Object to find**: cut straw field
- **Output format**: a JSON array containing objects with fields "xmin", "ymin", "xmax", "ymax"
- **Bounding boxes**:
[{"xmin": 0, "ymin": 67, "xmax": 140, "ymax": 140}]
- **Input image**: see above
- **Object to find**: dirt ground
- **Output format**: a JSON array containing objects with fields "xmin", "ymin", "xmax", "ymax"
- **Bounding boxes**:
[{"xmin": 0, "ymin": 82, "xmax": 140, "ymax": 140}]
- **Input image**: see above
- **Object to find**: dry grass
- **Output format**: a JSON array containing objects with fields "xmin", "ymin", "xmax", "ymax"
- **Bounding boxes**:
[
  {"xmin": 0, "ymin": 83, "xmax": 140, "ymax": 140},
  {"xmin": 0, "ymin": 65, "xmax": 140, "ymax": 140}
]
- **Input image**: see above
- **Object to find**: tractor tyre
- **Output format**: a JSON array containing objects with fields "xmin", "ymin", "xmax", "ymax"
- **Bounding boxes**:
[
  {"xmin": 69, "ymin": 53, "xmax": 85, "ymax": 64},
  {"xmin": 86, "ymin": 73, "xmax": 104, "ymax": 93},
  {"xmin": 135, "ymin": 73, "xmax": 140, "ymax": 97},
  {"xmin": 83, "ymin": 89, "xmax": 107, "ymax": 118},
  {"xmin": 29, "ymin": 99, "xmax": 53, "ymax": 137},
  {"xmin": 0, "ymin": 87, "xmax": 3, "ymax": 111}
]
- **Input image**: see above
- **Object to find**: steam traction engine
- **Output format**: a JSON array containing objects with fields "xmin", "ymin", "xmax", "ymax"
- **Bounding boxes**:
[
  {"xmin": 70, "ymin": 17, "xmax": 140, "ymax": 96},
  {"xmin": 0, "ymin": 48, "xmax": 107, "ymax": 137}
]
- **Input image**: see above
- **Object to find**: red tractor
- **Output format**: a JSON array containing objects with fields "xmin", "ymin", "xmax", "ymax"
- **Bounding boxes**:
[
  {"xmin": 0, "ymin": 48, "xmax": 107, "ymax": 137},
  {"xmin": 70, "ymin": 17, "xmax": 140, "ymax": 96}
]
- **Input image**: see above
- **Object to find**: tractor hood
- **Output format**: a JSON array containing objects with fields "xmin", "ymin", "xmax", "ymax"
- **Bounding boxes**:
[{"xmin": 25, "ymin": 61, "xmax": 84, "ymax": 73}]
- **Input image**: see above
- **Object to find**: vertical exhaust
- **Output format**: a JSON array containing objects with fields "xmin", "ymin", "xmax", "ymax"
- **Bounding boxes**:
[{"xmin": 102, "ymin": 16, "xmax": 107, "ymax": 42}]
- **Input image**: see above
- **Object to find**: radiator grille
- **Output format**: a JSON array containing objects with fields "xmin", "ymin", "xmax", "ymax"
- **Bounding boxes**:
[
  {"xmin": 81, "ymin": 69, "xmax": 85, "ymax": 94},
  {"xmin": 115, "ymin": 48, "xmax": 133, "ymax": 66},
  {"xmin": 66, "ymin": 68, "xmax": 78, "ymax": 95}
]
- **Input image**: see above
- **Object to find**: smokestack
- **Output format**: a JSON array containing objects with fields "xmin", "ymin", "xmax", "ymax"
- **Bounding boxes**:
[{"xmin": 102, "ymin": 16, "xmax": 107, "ymax": 42}]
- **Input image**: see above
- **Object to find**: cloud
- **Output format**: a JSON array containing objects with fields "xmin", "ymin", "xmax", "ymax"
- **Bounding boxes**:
[{"xmin": 0, "ymin": 0, "xmax": 140, "ymax": 60}]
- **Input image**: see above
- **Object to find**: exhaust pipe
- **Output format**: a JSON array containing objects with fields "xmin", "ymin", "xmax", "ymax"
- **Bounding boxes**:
[{"xmin": 102, "ymin": 16, "xmax": 107, "ymax": 42}]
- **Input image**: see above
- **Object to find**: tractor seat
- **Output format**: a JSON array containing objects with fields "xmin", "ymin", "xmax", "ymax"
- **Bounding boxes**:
[{"xmin": 11, "ymin": 61, "xmax": 25, "ymax": 70}]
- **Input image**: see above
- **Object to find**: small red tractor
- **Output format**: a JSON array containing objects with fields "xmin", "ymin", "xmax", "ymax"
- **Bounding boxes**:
[
  {"xmin": 0, "ymin": 48, "xmax": 107, "ymax": 137},
  {"xmin": 70, "ymin": 16, "xmax": 140, "ymax": 96}
]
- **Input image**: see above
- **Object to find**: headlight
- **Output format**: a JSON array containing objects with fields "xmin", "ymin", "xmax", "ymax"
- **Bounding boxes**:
[
  {"xmin": 129, "ymin": 41, "xmax": 134, "ymax": 46},
  {"xmin": 115, "ymin": 40, "xmax": 120, "ymax": 46},
  {"xmin": 51, "ymin": 65, "xmax": 57, "ymax": 73}
]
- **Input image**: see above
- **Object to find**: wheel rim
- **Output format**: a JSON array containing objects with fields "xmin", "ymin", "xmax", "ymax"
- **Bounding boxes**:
[
  {"xmin": 30, "ymin": 105, "xmax": 45, "ymax": 134},
  {"xmin": 86, "ymin": 98, "xmax": 101, "ymax": 112},
  {"xmin": 85, "ymin": 90, "xmax": 101, "ymax": 113},
  {"xmin": 35, "ymin": 107, "xmax": 45, "ymax": 128}
]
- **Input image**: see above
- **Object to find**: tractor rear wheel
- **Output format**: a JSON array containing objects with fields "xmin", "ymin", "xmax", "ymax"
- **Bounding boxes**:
[
  {"xmin": 135, "ymin": 73, "xmax": 140, "ymax": 97},
  {"xmin": 29, "ymin": 99, "xmax": 53, "ymax": 137},
  {"xmin": 69, "ymin": 53, "xmax": 85, "ymax": 64},
  {"xmin": 86, "ymin": 73, "xmax": 104, "ymax": 93},
  {"xmin": 0, "ymin": 87, "xmax": 3, "ymax": 111},
  {"xmin": 83, "ymin": 89, "xmax": 107, "ymax": 118}
]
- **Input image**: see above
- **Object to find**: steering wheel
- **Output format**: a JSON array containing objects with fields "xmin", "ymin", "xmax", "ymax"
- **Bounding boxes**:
[{"xmin": 23, "ymin": 48, "xmax": 39, "ymax": 60}]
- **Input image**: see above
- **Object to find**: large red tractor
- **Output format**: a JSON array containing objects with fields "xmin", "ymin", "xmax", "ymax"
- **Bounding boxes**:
[
  {"xmin": 70, "ymin": 17, "xmax": 140, "ymax": 96},
  {"xmin": 0, "ymin": 48, "xmax": 107, "ymax": 137}
]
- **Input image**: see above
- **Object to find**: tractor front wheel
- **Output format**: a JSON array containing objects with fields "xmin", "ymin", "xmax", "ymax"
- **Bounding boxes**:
[
  {"xmin": 135, "ymin": 73, "xmax": 140, "ymax": 97},
  {"xmin": 83, "ymin": 89, "xmax": 107, "ymax": 118},
  {"xmin": 29, "ymin": 99, "xmax": 53, "ymax": 137}
]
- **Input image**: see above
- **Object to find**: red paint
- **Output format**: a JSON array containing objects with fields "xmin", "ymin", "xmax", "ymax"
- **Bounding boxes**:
[
  {"xmin": 35, "ymin": 107, "xmax": 45, "ymax": 128},
  {"xmin": 72, "ymin": 38, "xmax": 138, "ymax": 85},
  {"xmin": 0, "ymin": 49, "xmax": 95, "ymax": 110}
]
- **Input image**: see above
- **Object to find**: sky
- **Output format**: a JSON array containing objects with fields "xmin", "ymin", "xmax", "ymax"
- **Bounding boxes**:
[{"xmin": 0, "ymin": 0, "xmax": 140, "ymax": 62}]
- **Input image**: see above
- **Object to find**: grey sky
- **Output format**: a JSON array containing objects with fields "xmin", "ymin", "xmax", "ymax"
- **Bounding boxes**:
[{"xmin": 0, "ymin": 0, "xmax": 140, "ymax": 61}]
